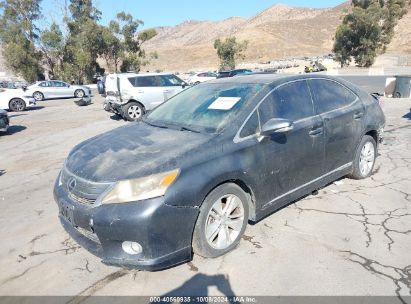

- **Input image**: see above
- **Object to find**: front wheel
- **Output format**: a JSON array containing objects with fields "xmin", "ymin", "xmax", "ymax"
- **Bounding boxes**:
[
  {"xmin": 193, "ymin": 183, "xmax": 249, "ymax": 258},
  {"xmin": 349, "ymin": 135, "xmax": 377, "ymax": 179},
  {"xmin": 122, "ymin": 102, "xmax": 145, "ymax": 121},
  {"xmin": 9, "ymin": 98, "xmax": 26, "ymax": 112}
]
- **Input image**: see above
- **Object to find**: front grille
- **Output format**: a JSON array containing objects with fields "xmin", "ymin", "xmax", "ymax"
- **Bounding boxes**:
[{"xmin": 61, "ymin": 167, "xmax": 112, "ymax": 205}]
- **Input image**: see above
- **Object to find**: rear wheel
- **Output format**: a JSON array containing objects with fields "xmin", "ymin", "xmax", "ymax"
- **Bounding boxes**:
[
  {"xmin": 193, "ymin": 183, "xmax": 249, "ymax": 258},
  {"xmin": 394, "ymin": 92, "xmax": 401, "ymax": 98},
  {"xmin": 349, "ymin": 135, "xmax": 377, "ymax": 179},
  {"xmin": 74, "ymin": 89, "xmax": 85, "ymax": 98},
  {"xmin": 122, "ymin": 102, "xmax": 145, "ymax": 121},
  {"xmin": 9, "ymin": 98, "xmax": 26, "ymax": 112}
]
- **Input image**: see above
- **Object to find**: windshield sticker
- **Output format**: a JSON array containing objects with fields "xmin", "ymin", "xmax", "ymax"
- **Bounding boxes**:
[{"xmin": 208, "ymin": 97, "xmax": 241, "ymax": 110}]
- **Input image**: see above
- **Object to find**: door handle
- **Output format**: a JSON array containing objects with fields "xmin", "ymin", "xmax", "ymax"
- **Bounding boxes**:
[
  {"xmin": 309, "ymin": 127, "xmax": 323, "ymax": 136},
  {"xmin": 354, "ymin": 112, "xmax": 364, "ymax": 119},
  {"xmin": 137, "ymin": 90, "xmax": 144, "ymax": 93},
  {"xmin": 163, "ymin": 90, "xmax": 172, "ymax": 93}
]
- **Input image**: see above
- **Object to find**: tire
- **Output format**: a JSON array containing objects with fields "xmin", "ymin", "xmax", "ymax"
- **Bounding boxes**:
[
  {"xmin": 195, "ymin": 81, "xmax": 200, "ymax": 85},
  {"xmin": 192, "ymin": 183, "xmax": 249, "ymax": 258},
  {"xmin": 33, "ymin": 91, "xmax": 44, "ymax": 101},
  {"xmin": 122, "ymin": 102, "xmax": 145, "ymax": 121},
  {"xmin": 9, "ymin": 98, "xmax": 26, "ymax": 112},
  {"xmin": 74, "ymin": 89, "xmax": 85, "ymax": 98},
  {"xmin": 349, "ymin": 135, "xmax": 377, "ymax": 180},
  {"xmin": 394, "ymin": 92, "xmax": 401, "ymax": 98}
]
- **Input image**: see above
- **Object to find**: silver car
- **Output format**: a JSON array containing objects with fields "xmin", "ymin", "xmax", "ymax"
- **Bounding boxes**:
[{"xmin": 27, "ymin": 80, "xmax": 91, "ymax": 101}]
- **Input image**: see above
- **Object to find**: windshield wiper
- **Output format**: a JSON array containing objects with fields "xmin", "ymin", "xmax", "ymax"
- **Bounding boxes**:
[
  {"xmin": 180, "ymin": 126, "xmax": 201, "ymax": 133},
  {"xmin": 143, "ymin": 120, "xmax": 169, "ymax": 129}
]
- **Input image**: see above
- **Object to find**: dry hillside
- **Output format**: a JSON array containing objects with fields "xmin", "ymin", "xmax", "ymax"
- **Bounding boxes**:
[
  {"xmin": 386, "ymin": 6, "xmax": 411, "ymax": 62},
  {"xmin": 143, "ymin": 2, "xmax": 351, "ymax": 72}
]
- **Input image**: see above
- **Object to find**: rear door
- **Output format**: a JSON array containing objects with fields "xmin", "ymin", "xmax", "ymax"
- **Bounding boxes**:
[
  {"xmin": 129, "ymin": 76, "xmax": 163, "ymax": 109},
  {"xmin": 308, "ymin": 78, "xmax": 364, "ymax": 172},
  {"xmin": 253, "ymin": 80, "xmax": 325, "ymax": 207}
]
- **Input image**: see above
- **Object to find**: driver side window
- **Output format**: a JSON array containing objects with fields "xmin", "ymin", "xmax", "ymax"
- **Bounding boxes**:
[{"xmin": 258, "ymin": 80, "xmax": 314, "ymax": 125}]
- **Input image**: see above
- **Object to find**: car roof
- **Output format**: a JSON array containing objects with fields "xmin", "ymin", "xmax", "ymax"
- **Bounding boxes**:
[
  {"xmin": 206, "ymin": 73, "xmax": 348, "ymax": 86},
  {"xmin": 116, "ymin": 72, "xmax": 175, "ymax": 78}
]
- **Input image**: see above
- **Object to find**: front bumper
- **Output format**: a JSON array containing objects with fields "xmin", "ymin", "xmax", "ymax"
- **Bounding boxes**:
[
  {"xmin": 24, "ymin": 97, "xmax": 36, "ymax": 107},
  {"xmin": 53, "ymin": 179, "xmax": 199, "ymax": 271}
]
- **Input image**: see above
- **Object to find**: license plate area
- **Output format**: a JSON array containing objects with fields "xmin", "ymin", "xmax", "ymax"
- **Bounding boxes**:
[{"xmin": 60, "ymin": 200, "xmax": 75, "ymax": 225}]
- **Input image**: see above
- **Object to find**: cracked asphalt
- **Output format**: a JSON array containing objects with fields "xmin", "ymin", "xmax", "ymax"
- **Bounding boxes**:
[{"xmin": 0, "ymin": 94, "xmax": 410, "ymax": 300}]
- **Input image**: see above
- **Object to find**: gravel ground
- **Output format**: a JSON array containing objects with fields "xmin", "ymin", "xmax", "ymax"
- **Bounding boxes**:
[{"xmin": 0, "ymin": 94, "xmax": 410, "ymax": 300}]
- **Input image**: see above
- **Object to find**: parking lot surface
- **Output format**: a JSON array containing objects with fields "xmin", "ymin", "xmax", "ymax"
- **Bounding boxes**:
[{"xmin": 0, "ymin": 94, "xmax": 410, "ymax": 299}]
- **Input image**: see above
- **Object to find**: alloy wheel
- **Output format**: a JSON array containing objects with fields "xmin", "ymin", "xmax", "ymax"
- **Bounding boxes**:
[
  {"xmin": 359, "ymin": 142, "xmax": 375, "ymax": 177},
  {"xmin": 33, "ymin": 92, "xmax": 43, "ymax": 101},
  {"xmin": 76, "ymin": 90, "xmax": 85, "ymax": 98},
  {"xmin": 127, "ymin": 105, "xmax": 142, "ymax": 120},
  {"xmin": 11, "ymin": 99, "xmax": 25, "ymax": 111},
  {"xmin": 205, "ymin": 194, "xmax": 245, "ymax": 250}
]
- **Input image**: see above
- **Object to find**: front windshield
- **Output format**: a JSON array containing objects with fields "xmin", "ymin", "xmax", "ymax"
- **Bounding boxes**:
[{"xmin": 145, "ymin": 83, "xmax": 263, "ymax": 133}]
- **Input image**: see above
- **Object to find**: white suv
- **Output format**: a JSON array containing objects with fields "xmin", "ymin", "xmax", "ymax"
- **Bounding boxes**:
[{"xmin": 104, "ymin": 73, "xmax": 188, "ymax": 121}]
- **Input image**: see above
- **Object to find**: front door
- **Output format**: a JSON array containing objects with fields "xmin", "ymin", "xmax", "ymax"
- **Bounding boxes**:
[
  {"xmin": 157, "ymin": 75, "xmax": 185, "ymax": 102},
  {"xmin": 254, "ymin": 80, "xmax": 325, "ymax": 208}
]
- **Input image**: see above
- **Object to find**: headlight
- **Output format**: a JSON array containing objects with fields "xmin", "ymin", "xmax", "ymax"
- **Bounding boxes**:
[{"xmin": 100, "ymin": 169, "xmax": 180, "ymax": 204}]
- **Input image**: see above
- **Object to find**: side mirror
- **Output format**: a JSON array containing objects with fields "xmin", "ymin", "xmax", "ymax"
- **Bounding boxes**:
[
  {"xmin": 182, "ymin": 82, "xmax": 187, "ymax": 89},
  {"xmin": 260, "ymin": 118, "xmax": 293, "ymax": 137}
]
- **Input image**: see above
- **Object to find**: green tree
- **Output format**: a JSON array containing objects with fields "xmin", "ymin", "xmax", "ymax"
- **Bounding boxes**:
[
  {"xmin": 333, "ymin": 0, "xmax": 410, "ymax": 67},
  {"xmin": 40, "ymin": 23, "xmax": 64, "ymax": 78},
  {"xmin": 105, "ymin": 12, "xmax": 157, "ymax": 73},
  {"xmin": 214, "ymin": 37, "xmax": 248, "ymax": 71},
  {"xmin": 63, "ymin": 0, "xmax": 103, "ymax": 83},
  {"xmin": 0, "ymin": 0, "xmax": 42, "ymax": 81}
]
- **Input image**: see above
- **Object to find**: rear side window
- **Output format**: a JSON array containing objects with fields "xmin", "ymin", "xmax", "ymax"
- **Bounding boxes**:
[
  {"xmin": 240, "ymin": 111, "xmax": 259, "ymax": 138},
  {"xmin": 128, "ymin": 76, "xmax": 158, "ymax": 87},
  {"xmin": 309, "ymin": 79, "xmax": 358, "ymax": 113},
  {"xmin": 258, "ymin": 80, "xmax": 314, "ymax": 124}
]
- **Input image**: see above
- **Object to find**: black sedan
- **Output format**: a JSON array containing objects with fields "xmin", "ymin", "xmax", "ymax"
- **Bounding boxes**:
[
  {"xmin": 54, "ymin": 74, "xmax": 385, "ymax": 270},
  {"xmin": 0, "ymin": 109, "xmax": 9, "ymax": 133}
]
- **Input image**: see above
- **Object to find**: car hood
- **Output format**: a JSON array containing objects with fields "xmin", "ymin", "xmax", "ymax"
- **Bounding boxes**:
[{"xmin": 65, "ymin": 122, "xmax": 214, "ymax": 182}]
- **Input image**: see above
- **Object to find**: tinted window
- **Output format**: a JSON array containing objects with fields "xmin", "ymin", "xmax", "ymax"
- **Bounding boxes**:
[
  {"xmin": 53, "ymin": 81, "xmax": 67, "ymax": 87},
  {"xmin": 39, "ymin": 81, "xmax": 51, "ymax": 87},
  {"xmin": 158, "ymin": 75, "xmax": 184, "ymax": 86},
  {"xmin": 309, "ymin": 79, "xmax": 357, "ymax": 113},
  {"xmin": 258, "ymin": 80, "xmax": 314, "ymax": 124},
  {"xmin": 128, "ymin": 76, "xmax": 158, "ymax": 87},
  {"xmin": 240, "ymin": 111, "xmax": 259, "ymax": 138}
]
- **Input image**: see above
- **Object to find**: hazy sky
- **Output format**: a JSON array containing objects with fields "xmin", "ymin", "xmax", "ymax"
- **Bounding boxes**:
[{"xmin": 41, "ymin": 0, "xmax": 346, "ymax": 29}]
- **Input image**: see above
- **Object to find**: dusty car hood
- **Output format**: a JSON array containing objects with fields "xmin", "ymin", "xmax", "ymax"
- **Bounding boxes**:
[{"xmin": 65, "ymin": 122, "xmax": 214, "ymax": 182}]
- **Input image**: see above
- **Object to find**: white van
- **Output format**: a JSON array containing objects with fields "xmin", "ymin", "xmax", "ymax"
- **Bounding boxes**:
[{"xmin": 104, "ymin": 73, "xmax": 188, "ymax": 121}]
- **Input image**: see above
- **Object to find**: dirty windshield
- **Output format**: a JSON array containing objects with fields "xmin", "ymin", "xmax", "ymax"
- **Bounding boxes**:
[{"xmin": 145, "ymin": 83, "xmax": 262, "ymax": 133}]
